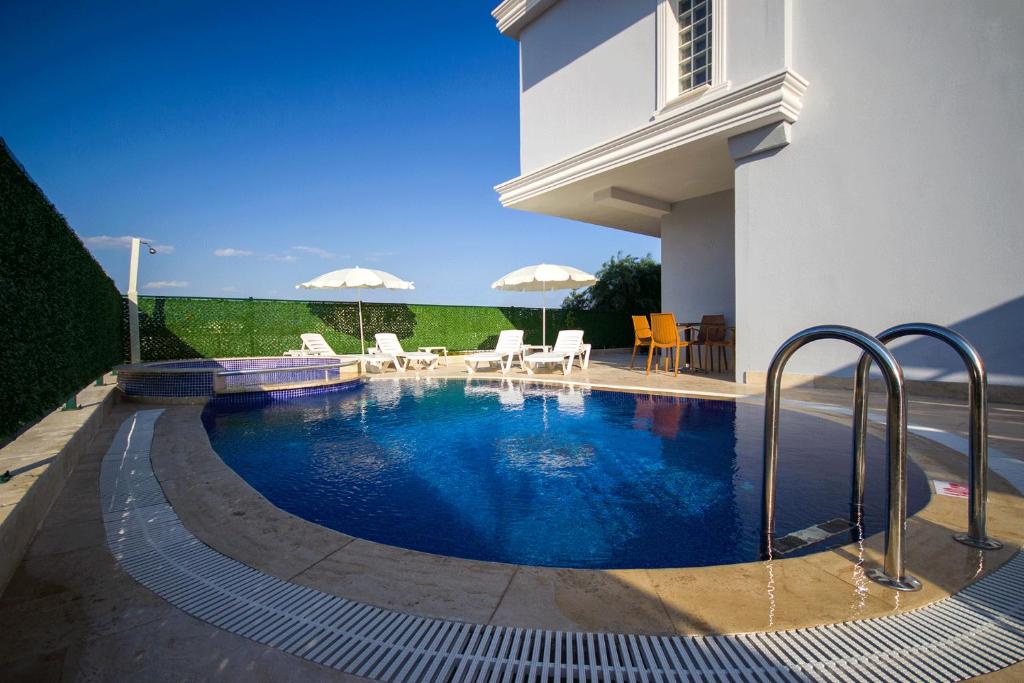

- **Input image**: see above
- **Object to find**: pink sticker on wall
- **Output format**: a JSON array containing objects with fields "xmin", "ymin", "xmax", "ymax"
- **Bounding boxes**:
[{"xmin": 932, "ymin": 480, "xmax": 969, "ymax": 498}]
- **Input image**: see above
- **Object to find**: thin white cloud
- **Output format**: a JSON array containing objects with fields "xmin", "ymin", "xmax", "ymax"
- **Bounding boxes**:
[
  {"xmin": 82, "ymin": 234, "xmax": 175, "ymax": 254},
  {"xmin": 214, "ymin": 248, "xmax": 254, "ymax": 257},
  {"xmin": 291, "ymin": 245, "xmax": 335, "ymax": 259},
  {"xmin": 221, "ymin": 286, "xmax": 240, "ymax": 293},
  {"xmin": 264, "ymin": 253, "xmax": 298, "ymax": 263},
  {"xmin": 144, "ymin": 280, "xmax": 189, "ymax": 289},
  {"xmin": 83, "ymin": 235, "xmax": 135, "ymax": 249},
  {"xmin": 363, "ymin": 251, "xmax": 394, "ymax": 263}
]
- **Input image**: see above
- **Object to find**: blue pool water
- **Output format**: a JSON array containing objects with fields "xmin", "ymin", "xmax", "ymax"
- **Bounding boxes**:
[{"xmin": 202, "ymin": 379, "xmax": 930, "ymax": 569}]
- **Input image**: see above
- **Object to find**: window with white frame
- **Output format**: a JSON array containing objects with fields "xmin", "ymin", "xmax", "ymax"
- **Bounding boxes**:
[
  {"xmin": 658, "ymin": 0, "xmax": 724, "ymax": 110},
  {"xmin": 678, "ymin": 0, "xmax": 713, "ymax": 92}
]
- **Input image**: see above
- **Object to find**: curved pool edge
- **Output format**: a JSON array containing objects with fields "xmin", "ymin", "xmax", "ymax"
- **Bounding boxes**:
[
  {"xmin": 367, "ymin": 371, "xmax": 752, "ymax": 401},
  {"xmin": 152, "ymin": 396, "xmax": 1024, "ymax": 636},
  {"xmin": 106, "ymin": 407, "xmax": 1024, "ymax": 681}
]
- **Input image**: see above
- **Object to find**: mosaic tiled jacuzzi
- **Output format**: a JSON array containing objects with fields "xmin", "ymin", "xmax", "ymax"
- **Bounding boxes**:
[{"xmin": 116, "ymin": 356, "xmax": 360, "ymax": 400}]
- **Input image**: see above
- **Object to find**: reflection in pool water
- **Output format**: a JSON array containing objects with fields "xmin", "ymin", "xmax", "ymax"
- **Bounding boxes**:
[{"xmin": 202, "ymin": 378, "xmax": 930, "ymax": 569}]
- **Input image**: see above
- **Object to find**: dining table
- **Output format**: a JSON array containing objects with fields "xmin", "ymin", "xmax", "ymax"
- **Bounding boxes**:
[
  {"xmin": 676, "ymin": 321, "xmax": 702, "ymax": 371},
  {"xmin": 677, "ymin": 321, "xmax": 736, "ymax": 373}
]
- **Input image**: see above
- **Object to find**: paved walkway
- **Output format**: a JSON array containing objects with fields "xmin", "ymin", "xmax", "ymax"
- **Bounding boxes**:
[{"xmin": 0, "ymin": 400, "xmax": 369, "ymax": 681}]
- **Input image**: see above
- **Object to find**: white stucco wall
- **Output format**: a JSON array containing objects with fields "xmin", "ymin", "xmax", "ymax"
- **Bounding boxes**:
[
  {"xmin": 735, "ymin": 0, "xmax": 1024, "ymax": 386},
  {"xmin": 518, "ymin": 0, "xmax": 657, "ymax": 172},
  {"xmin": 661, "ymin": 190, "xmax": 736, "ymax": 333},
  {"xmin": 724, "ymin": 0, "xmax": 789, "ymax": 86},
  {"xmin": 516, "ymin": 0, "xmax": 793, "ymax": 174}
]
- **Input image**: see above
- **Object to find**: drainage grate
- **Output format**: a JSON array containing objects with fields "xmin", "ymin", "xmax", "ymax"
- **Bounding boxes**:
[{"xmin": 102, "ymin": 410, "xmax": 1024, "ymax": 682}]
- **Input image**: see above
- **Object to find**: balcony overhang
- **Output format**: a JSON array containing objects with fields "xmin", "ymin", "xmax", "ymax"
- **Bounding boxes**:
[
  {"xmin": 492, "ymin": 0, "xmax": 560, "ymax": 39},
  {"xmin": 495, "ymin": 69, "xmax": 809, "ymax": 236}
]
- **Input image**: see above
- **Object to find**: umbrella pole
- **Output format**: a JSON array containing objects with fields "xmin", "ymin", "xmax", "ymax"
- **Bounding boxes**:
[
  {"xmin": 357, "ymin": 297, "xmax": 365, "ymax": 355},
  {"xmin": 542, "ymin": 287, "xmax": 547, "ymax": 347}
]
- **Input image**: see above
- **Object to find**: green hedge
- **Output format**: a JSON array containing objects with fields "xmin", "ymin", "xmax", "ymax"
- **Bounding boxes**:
[
  {"xmin": 128, "ymin": 296, "xmax": 633, "ymax": 360},
  {"xmin": 0, "ymin": 139, "xmax": 124, "ymax": 442}
]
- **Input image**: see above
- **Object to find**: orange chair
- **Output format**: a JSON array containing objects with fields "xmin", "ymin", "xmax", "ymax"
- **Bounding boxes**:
[
  {"xmin": 646, "ymin": 313, "xmax": 696, "ymax": 376},
  {"xmin": 630, "ymin": 315, "xmax": 652, "ymax": 369},
  {"xmin": 692, "ymin": 314, "xmax": 734, "ymax": 372}
]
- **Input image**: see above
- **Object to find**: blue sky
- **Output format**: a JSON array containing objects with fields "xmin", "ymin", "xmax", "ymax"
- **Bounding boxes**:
[{"xmin": 0, "ymin": 1, "xmax": 658, "ymax": 306}]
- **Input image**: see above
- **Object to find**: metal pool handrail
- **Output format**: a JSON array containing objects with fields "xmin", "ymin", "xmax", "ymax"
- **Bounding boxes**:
[
  {"xmin": 762, "ymin": 324, "xmax": 921, "ymax": 591},
  {"xmin": 852, "ymin": 322, "xmax": 1002, "ymax": 551}
]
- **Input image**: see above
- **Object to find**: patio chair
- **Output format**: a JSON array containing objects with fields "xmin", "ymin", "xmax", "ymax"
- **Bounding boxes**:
[
  {"xmin": 464, "ymin": 330, "xmax": 524, "ymax": 374},
  {"xmin": 692, "ymin": 314, "xmax": 734, "ymax": 372},
  {"xmin": 374, "ymin": 333, "xmax": 439, "ymax": 371},
  {"xmin": 646, "ymin": 313, "xmax": 696, "ymax": 376},
  {"xmin": 522, "ymin": 329, "xmax": 585, "ymax": 376},
  {"xmin": 630, "ymin": 315, "xmax": 652, "ymax": 369}
]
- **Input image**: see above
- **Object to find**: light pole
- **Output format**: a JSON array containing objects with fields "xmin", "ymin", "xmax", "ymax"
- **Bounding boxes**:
[{"xmin": 127, "ymin": 237, "xmax": 157, "ymax": 364}]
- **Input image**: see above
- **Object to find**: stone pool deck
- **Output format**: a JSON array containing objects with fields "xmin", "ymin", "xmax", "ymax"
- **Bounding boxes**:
[{"xmin": 2, "ymin": 352, "xmax": 1024, "ymax": 680}]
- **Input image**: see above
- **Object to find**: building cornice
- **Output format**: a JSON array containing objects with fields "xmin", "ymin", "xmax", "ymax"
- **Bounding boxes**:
[
  {"xmin": 495, "ymin": 69, "xmax": 808, "ymax": 207},
  {"xmin": 492, "ymin": 0, "xmax": 560, "ymax": 38}
]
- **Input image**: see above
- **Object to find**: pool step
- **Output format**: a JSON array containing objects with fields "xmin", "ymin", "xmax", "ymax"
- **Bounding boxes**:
[{"xmin": 772, "ymin": 517, "xmax": 857, "ymax": 555}]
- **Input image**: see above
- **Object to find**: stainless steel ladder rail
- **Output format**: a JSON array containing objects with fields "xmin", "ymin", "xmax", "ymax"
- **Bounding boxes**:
[
  {"xmin": 851, "ymin": 322, "xmax": 1002, "ymax": 551},
  {"xmin": 762, "ymin": 325, "xmax": 922, "ymax": 591}
]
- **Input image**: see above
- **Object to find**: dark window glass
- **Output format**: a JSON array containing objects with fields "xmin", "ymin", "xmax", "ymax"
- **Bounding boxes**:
[{"xmin": 677, "ymin": 0, "xmax": 713, "ymax": 93}]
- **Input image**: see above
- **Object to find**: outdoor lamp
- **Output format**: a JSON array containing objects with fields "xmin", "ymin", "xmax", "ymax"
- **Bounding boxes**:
[{"xmin": 127, "ymin": 237, "xmax": 158, "ymax": 364}]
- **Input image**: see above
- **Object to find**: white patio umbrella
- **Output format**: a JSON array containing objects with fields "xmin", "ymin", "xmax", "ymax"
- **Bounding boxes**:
[
  {"xmin": 491, "ymin": 263, "xmax": 597, "ymax": 346},
  {"xmin": 296, "ymin": 267, "xmax": 414, "ymax": 354}
]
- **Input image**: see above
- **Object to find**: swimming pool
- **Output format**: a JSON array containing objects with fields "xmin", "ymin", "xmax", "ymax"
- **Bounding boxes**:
[{"xmin": 202, "ymin": 378, "xmax": 930, "ymax": 569}]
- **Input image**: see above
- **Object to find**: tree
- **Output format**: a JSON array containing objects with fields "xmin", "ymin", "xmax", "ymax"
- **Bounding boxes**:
[{"xmin": 562, "ymin": 252, "xmax": 661, "ymax": 312}]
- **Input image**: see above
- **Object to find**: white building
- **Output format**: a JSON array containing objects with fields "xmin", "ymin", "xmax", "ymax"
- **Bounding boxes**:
[{"xmin": 492, "ymin": 0, "xmax": 1024, "ymax": 395}]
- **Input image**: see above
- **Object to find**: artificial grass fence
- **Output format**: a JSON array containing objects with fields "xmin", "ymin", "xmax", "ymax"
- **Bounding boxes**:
[
  {"xmin": 0, "ymin": 139, "xmax": 123, "ymax": 442},
  {"xmin": 127, "ymin": 295, "xmax": 634, "ymax": 360}
]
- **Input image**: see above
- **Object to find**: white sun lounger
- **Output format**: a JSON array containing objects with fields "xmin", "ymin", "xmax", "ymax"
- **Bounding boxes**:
[
  {"xmin": 577, "ymin": 342, "xmax": 592, "ymax": 369},
  {"xmin": 522, "ymin": 329, "xmax": 585, "ymax": 376},
  {"xmin": 297, "ymin": 333, "xmax": 337, "ymax": 356},
  {"xmin": 374, "ymin": 333, "xmax": 439, "ymax": 371},
  {"xmin": 464, "ymin": 330, "xmax": 524, "ymax": 374},
  {"xmin": 286, "ymin": 333, "xmax": 396, "ymax": 373}
]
